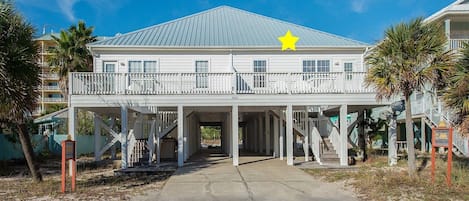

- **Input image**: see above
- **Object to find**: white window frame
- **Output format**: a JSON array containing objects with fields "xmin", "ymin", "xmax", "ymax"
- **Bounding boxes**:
[
  {"xmin": 195, "ymin": 60, "xmax": 209, "ymax": 88},
  {"xmin": 103, "ymin": 61, "xmax": 117, "ymax": 73},
  {"xmin": 253, "ymin": 59, "xmax": 267, "ymax": 88},
  {"xmin": 128, "ymin": 60, "xmax": 159, "ymax": 73}
]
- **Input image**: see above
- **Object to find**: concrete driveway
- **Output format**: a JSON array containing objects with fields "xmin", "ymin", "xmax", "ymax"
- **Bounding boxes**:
[{"xmin": 134, "ymin": 152, "xmax": 358, "ymax": 201}]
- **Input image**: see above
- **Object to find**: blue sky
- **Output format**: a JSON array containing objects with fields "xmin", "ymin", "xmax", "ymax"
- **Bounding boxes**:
[{"xmin": 16, "ymin": 0, "xmax": 454, "ymax": 44}]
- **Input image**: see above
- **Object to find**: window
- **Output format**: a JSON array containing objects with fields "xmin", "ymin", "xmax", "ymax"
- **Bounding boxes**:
[
  {"xmin": 129, "ymin": 61, "xmax": 143, "ymax": 72},
  {"xmin": 144, "ymin": 61, "xmax": 157, "ymax": 73},
  {"xmin": 128, "ymin": 60, "xmax": 158, "ymax": 73},
  {"xmin": 103, "ymin": 61, "xmax": 116, "ymax": 72},
  {"xmin": 195, "ymin": 61, "xmax": 209, "ymax": 88},
  {"xmin": 302, "ymin": 60, "xmax": 316, "ymax": 72},
  {"xmin": 317, "ymin": 60, "xmax": 330, "ymax": 72},
  {"xmin": 253, "ymin": 60, "xmax": 266, "ymax": 88},
  {"xmin": 344, "ymin": 62, "xmax": 353, "ymax": 80},
  {"xmin": 302, "ymin": 60, "xmax": 316, "ymax": 80}
]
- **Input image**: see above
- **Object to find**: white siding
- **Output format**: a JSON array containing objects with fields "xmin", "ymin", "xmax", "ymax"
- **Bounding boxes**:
[{"xmin": 94, "ymin": 49, "xmax": 365, "ymax": 73}]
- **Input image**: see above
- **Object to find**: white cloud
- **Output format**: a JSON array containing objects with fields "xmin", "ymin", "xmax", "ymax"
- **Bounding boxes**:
[
  {"xmin": 57, "ymin": 0, "xmax": 80, "ymax": 22},
  {"xmin": 351, "ymin": 0, "xmax": 367, "ymax": 13}
]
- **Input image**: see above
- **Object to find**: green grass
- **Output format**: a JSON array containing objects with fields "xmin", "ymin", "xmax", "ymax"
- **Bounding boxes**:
[{"xmin": 304, "ymin": 156, "xmax": 469, "ymax": 201}]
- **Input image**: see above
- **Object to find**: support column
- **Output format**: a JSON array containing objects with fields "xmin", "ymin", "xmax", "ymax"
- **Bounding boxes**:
[
  {"xmin": 177, "ymin": 105, "xmax": 184, "ymax": 167},
  {"xmin": 94, "ymin": 114, "xmax": 101, "ymax": 161},
  {"xmin": 265, "ymin": 111, "xmax": 271, "ymax": 156},
  {"xmin": 120, "ymin": 106, "xmax": 128, "ymax": 169},
  {"xmin": 445, "ymin": 19, "xmax": 451, "ymax": 39},
  {"xmin": 286, "ymin": 104, "xmax": 293, "ymax": 165},
  {"xmin": 110, "ymin": 117, "xmax": 117, "ymax": 159},
  {"xmin": 303, "ymin": 106, "xmax": 309, "ymax": 162},
  {"xmin": 258, "ymin": 115, "xmax": 264, "ymax": 154},
  {"xmin": 421, "ymin": 117, "xmax": 426, "ymax": 152},
  {"xmin": 254, "ymin": 118, "xmax": 258, "ymax": 153},
  {"xmin": 273, "ymin": 114, "xmax": 279, "ymax": 157},
  {"xmin": 339, "ymin": 104, "xmax": 348, "ymax": 166},
  {"xmin": 156, "ymin": 111, "xmax": 161, "ymax": 164},
  {"xmin": 184, "ymin": 111, "xmax": 189, "ymax": 161},
  {"xmin": 279, "ymin": 109, "xmax": 284, "ymax": 160},
  {"xmin": 232, "ymin": 105, "xmax": 239, "ymax": 166},
  {"xmin": 228, "ymin": 112, "xmax": 233, "ymax": 157},
  {"xmin": 68, "ymin": 107, "xmax": 77, "ymax": 175}
]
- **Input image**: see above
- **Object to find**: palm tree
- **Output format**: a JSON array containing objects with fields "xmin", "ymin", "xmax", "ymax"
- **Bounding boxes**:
[
  {"xmin": 0, "ymin": 1, "xmax": 42, "ymax": 182},
  {"xmin": 49, "ymin": 20, "xmax": 96, "ymax": 96},
  {"xmin": 443, "ymin": 43, "xmax": 469, "ymax": 135},
  {"xmin": 365, "ymin": 18, "xmax": 454, "ymax": 176}
]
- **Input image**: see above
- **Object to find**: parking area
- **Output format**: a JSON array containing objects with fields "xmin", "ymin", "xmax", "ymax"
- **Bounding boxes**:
[{"xmin": 134, "ymin": 150, "xmax": 358, "ymax": 201}]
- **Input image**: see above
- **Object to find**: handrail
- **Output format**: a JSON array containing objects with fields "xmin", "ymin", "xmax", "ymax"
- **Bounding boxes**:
[
  {"xmin": 310, "ymin": 125, "xmax": 322, "ymax": 165},
  {"xmin": 127, "ymin": 130, "xmax": 136, "ymax": 167},
  {"xmin": 70, "ymin": 72, "xmax": 373, "ymax": 95},
  {"xmin": 329, "ymin": 127, "xmax": 341, "ymax": 156}
]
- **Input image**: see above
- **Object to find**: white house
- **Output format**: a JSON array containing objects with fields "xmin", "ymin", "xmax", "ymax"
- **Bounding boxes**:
[{"xmin": 69, "ymin": 6, "xmax": 390, "ymax": 169}]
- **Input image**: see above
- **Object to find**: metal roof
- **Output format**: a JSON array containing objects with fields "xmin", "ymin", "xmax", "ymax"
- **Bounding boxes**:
[
  {"xmin": 90, "ymin": 6, "xmax": 368, "ymax": 48},
  {"xmin": 425, "ymin": 0, "xmax": 469, "ymax": 22}
]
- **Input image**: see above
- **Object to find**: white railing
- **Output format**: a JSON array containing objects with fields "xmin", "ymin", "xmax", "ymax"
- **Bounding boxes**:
[
  {"xmin": 310, "ymin": 125, "xmax": 322, "ymax": 165},
  {"xmin": 40, "ymin": 73, "xmax": 60, "ymax": 79},
  {"xmin": 329, "ymin": 126, "xmax": 341, "ymax": 156},
  {"xmin": 70, "ymin": 72, "xmax": 373, "ymax": 95},
  {"xmin": 293, "ymin": 110, "xmax": 307, "ymax": 133},
  {"xmin": 414, "ymin": 92, "xmax": 469, "ymax": 157},
  {"xmin": 147, "ymin": 120, "xmax": 156, "ymax": 164},
  {"xmin": 448, "ymin": 39, "xmax": 469, "ymax": 50},
  {"xmin": 159, "ymin": 111, "xmax": 178, "ymax": 132},
  {"xmin": 42, "ymin": 97, "xmax": 66, "ymax": 102},
  {"xmin": 127, "ymin": 130, "xmax": 136, "ymax": 167},
  {"xmin": 40, "ymin": 85, "xmax": 61, "ymax": 90}
]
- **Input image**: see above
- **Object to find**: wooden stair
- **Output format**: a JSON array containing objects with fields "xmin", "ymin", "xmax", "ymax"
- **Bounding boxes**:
[{"xmin": 321, "ymin": 138, "xmax": 340, "ymax": 164}]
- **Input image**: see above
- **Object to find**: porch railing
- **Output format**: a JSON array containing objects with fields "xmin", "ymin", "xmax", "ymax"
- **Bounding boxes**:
[
  {"xmin": 70, "ymin": 72, "xmax": 374, "ymax": 95},
  {"xmin": 448, "ymin": 39, "xmax": 469, "ymax": 50}
]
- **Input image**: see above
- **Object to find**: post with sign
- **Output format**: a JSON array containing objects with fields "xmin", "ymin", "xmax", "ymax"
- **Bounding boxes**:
[
  {"xmin": 61, "ymin": 138, "xmax": 76, "ymax": 193},
  {"xmin": 431, "ymin": 122, "xmax": 453, "ymax": 187}
]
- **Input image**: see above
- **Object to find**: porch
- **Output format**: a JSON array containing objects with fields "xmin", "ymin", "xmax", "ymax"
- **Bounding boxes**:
[{"xmin": 70, "ymin": 72, "xmax": 373, "ymax": 95}]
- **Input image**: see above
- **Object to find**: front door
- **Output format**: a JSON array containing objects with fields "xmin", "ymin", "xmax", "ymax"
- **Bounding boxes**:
[{"xmin": 103, "ymin": 61, "xmax": 117, "ymax": 92}]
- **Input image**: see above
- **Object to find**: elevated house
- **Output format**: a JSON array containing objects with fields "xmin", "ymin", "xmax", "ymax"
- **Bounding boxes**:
[
  {"xmin": 395, "ymin": 0, "xmax": 469, "ymax": 156},
  {"xmin": 69, "ymin": 6, "xmax": 390, "ymax": 169}
]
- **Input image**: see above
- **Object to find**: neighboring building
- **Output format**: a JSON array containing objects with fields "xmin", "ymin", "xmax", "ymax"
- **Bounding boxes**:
[
  {"xmin": 33, "ymin": 34, "xmax": 109, "ymax": 117},
  {"xmin": 395, "ymin": 0, "xmax": 469, "ymax": 156},
  {"xmin": 425, "ymin": 0, "xmax": 469, "ymax": 51},
  {"xmin": 33, "ymin": 33, "xmax": 66, "ymax": 117},
  {"xmin": 70, "ymin": 6, "xmax": 390, "ymax": 169}
]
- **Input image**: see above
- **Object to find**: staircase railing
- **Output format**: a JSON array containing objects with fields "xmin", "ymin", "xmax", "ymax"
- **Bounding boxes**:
[
  {"xmin": 147, "ymin": 120, "xmax": 156, "ymax": 164},
  {"xmin": 417, "ymin": 93, "xmax": 469, "ymax": 156},
  {"xmin": 310, "ymin": 124, "xmax": 322, "ymax": 165},
  {"xmin": 127, "ymin": 130, "xmax": 136, "ymax": 167},
  {"xmin": 329, "ymin": 126, "xmax": 341, "ymax": 156}
]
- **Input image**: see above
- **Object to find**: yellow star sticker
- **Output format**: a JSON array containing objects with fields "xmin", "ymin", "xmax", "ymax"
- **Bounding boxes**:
[{"xmin": 278, "ymin": 30, "xmax": 299, "ymax": 51}]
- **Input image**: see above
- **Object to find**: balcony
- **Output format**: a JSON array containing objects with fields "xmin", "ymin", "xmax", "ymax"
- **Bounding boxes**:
[
  {"xmin": 448, "ymin": 39, "xmax": 469, "ymax": 50},
  {"xmin": 41, "ymin": 97, "xmax": 66, "ymax": 103},
  {"xmin": 70, "ymin": 72, "xmax": 374, "ymax": 95},
  {"xmin": 40, "ymin": 85, "xmax": 61, "ymax": 91},
  {"xmin": 40, "ymin": 73, "xmax": 60, "ymax": 80}
]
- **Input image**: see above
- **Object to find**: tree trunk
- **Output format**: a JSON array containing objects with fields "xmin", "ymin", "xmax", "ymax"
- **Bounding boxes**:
[
  {"xmin": 405, "ymin": 96, "xmax": 416, "ymax": 176},
  {"xmin": 388, "ymin": 115, "xmax": 398, "ymax": 166},
  {"xmin": 17, "ymin": 124, "xmax": 43, "ymax": 182}
]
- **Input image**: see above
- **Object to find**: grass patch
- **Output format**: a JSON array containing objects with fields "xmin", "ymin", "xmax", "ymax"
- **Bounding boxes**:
[
  {"xmin": 304, "ymin": 156, "xmax": 469, "ymax": 201},
  {"xmin": 0, "ymin": 157, "xmax": 174, "ymax": 200}
]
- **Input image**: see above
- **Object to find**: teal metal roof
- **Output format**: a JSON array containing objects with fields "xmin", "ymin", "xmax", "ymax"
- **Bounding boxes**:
[{"xmin": 90, "ymin": 6, "xmax": 368, "ymax": 48}]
